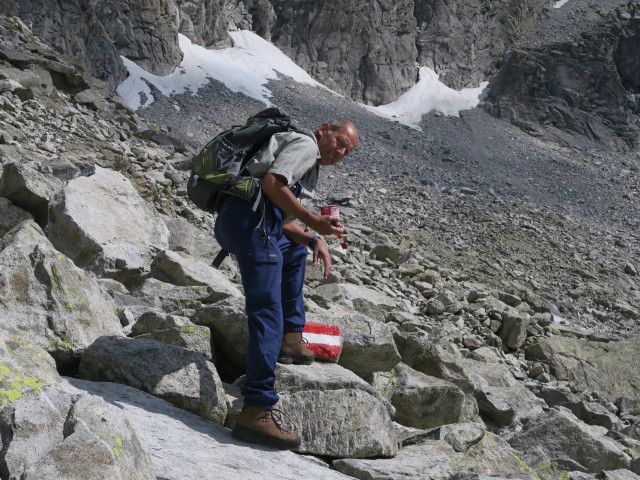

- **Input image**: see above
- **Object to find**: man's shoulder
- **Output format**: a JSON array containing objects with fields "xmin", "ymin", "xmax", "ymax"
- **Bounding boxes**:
[{"xmin": 274, "ymin": 130, "xmax": 317, "ymax": 146}]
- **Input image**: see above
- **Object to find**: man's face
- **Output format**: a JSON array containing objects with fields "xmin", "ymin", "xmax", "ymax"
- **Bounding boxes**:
[{"xmin": 317, "ymin": 123, "xmax": 359, "ymax": 166}]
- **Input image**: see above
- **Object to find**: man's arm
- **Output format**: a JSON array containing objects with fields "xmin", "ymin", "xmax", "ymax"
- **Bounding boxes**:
[
  {"xmin": 283, "ymin": 221, "xmax": 332, "ymax": 278},
  {"xmin": 261, "ymin": 173, "xmax": 344, "ymax": 237}
]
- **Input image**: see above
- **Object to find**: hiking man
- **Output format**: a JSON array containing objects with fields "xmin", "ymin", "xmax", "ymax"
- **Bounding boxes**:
[{"xmin": 214, "ymin": 118, "xmax": 359, "ymax": 449}]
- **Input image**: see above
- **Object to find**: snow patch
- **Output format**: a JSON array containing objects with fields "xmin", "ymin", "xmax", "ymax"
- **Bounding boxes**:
[
  {"xmin": 365, "ymin": 67, "xmax": 488, "ymax": 129},
  {"xmin": 553, "ymin": 0, "xmax": 570, "ymax": 8},
  {"xmin": 116, "ymin": 31, "xmax": 487, "ymax": 127},
  {"xmin": 116, "ymin": 31, "xmax": 327, "ymax": 110}
]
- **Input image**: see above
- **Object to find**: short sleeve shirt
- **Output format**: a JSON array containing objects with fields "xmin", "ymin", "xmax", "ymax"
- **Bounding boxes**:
[
  {"xmin": 247, "ymin": 131, "xmax": 318, "ymax": 181},
  {"xmin": 246, "ymin": 131, "xmax": 320, "ymax": 199},
  {"xmin": 245, "ymin": 131, "xmax": 321, "ymax": 223}
]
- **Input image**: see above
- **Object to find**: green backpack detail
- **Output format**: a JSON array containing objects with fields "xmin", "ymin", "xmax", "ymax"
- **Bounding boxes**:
[{"xmin": 187, "ymin": 107, "xmax": 311, "ymax": 213}]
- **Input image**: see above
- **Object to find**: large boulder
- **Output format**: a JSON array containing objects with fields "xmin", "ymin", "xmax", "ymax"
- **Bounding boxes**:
[
  {"xmin": 234, "ymin": 363, "xmax": 397, "ymax": 458},
  {"xmin": 315, "ymin": 311, "xmax": 401, "ymax": 378},
  {"xmin": 273, "ymin": 362, "xmax": 394, "ymax": 416},
  {"xmin": 388, "ymin": 363, "xmax": 465, "ymax": 429},
  {"xmin": 499, "ymin": 311, "xmax": 530, "ymax": 350},
  {"xmin": 334, "ymin": 434, "xmax": 538, "ymax": 480},
  {"xmin": 0, "ymin": 196, "xmax": 33, "ymax": 237},
  {"xmin": 78, "ymin": 336, "xmax": 227, "ymax": 424},
  {"xmin": 64, "ymin": 378, "xmax": 353, "ymax": 480},
  {"xmin": 149, "ymin": 250, "xmax": 241, "ymax": 300},
  {"xmin": 0, "ymin": 384, "xmax": 155, "ymax": 479},
  {"xmin": 130, "ymin": 310, "xmax": 193, "ymax": 336},
  {"xmin": 508, "ymin": 407, "xmax": 631, "ymax": 473},
  {"xmin": 466, "ymin": 359, "xmax": 546, "ymax": 427},
  {"xmin": 0, "ymin": 220, "xmax": 123, "ymax": 370},
  {"xmin": 193, "ymin": 297, "xmax": 248, "ymax": 373},
  {"xmin": 0, "ymin": 162, "xmax": 59, "ymax": 226},
  {"xmin": 48, "ymin": 165, "xmax": 170, "ymax": 285},
  {"xmin": 394, "ymin": 332, "xmax": 480, "ymax": 392},
  {"xmin": 312, "ymin": 282, "xmax": 396, "ymax": 310},
  {"xmin": 280, "ymin": 389, "xmax": 397, "ymax": 458},
  {"xmin": 526, "ymin": 337, "xmax": 640, "ymax": 403},
  {"xmin": 120, "ymin": 278, "xmax": 228, "ymax": 312},
  {"xmin": 137, "ymin": 326, "xmax": 213, "ymax": 360},
  {"xmin": 128, "ymin": 310, "xmax": 212, "ymax": 360}
]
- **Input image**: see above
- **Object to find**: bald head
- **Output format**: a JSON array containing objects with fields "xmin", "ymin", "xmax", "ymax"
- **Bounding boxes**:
[{"xmin": 315, "ymin": 119, "xmax": 359, "ymax": 166}]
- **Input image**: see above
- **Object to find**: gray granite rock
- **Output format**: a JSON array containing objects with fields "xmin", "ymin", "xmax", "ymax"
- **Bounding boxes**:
[
  {"xmin": 279, "ymin": 389, "xmax": 397, "ymax": 458},
  {"xmin": 78, "ymin": 336, "xmax": 227, "ymax": 424},
  {"xmin": 150, "ymin": 249, "xmax": 242, "ymax": 300},
  {"xmin": 137, "ymin": 325, "xmax": 213, "ymax": 360},
  {"xmin": 389, "ymin": 363, "xmax": 465, "ymax": 429},
  {"xmin": 508, "ymin": 408, "xmax": 631, "ymax": 473},
  {"xmin": 48, "ymin": 166, "xmax": 170, "ymax": 285},
  {"xmin": 0, "ymin": 383, "xmax": 155, "ymax": 479},
  {"xmin": 64, "ymin": 377, "xmax": 353, "ymax": 479},
  {"xmin": 0, "ymin": 220, "xmax": 123, "ymax": 370},
  {"xmin": 526, "ymin": 337, "xmax": 640, "ymax": 403},
  {"xmin": 0, "ymin": 162, "xmax": 59, "ymax": 226}
]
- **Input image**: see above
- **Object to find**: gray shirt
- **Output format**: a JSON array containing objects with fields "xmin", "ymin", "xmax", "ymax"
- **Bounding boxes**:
[{"xmin": 246, "ymin": 131, "xmax": 321, "ymax": 221}]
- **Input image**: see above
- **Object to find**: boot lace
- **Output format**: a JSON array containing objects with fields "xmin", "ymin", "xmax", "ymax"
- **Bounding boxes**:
[{"xmin": 265, "ymin": 408, "xmax": 295, "ymax": 434}]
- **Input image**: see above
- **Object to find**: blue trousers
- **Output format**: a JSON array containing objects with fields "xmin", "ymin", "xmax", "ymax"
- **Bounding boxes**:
[{"xmin": 214, "ymin": 196, "xmax": 308, "ymax": 408}]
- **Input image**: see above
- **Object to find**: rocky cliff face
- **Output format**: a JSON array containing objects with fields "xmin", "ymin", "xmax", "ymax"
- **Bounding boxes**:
[
  {"xmin": 0, "ymin": 0, "xmax": 546, "ymax": 105},
  {"xmin": 414, "ymin": 0, "xmax": 548, "ymax": 89},
  {"xmin": 1, "ymin": 13, "xmax": 640, "ymax": 480},
  {"xmin": 259, "ymin": 0, "xmax": 419, "ymax": 105},
  {"xmin": 0, "ymin": 0, "xmax": 183, "ymax": 89},
  {"xmin": 2, "ymin": 0, "xmax": 639, "ymax": 150},
  {"xmin": 485, "ymin": 1, "xmax": 640, "ymax": 150}
]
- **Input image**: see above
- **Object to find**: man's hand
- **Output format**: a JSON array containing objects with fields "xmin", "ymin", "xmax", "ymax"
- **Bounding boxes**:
[
  {"xmin": 283, "ymin": 222, "xmax": 333, "ymax": 278},
  {"xmin": 309, "ymin": 214, "xmax": 344, "ymax": 236},
  {"xmin": 261, "ymin": 173, "xmax": 344, "ymax": 236},
  {"xmin": 311, "ymin": 236, "xmax": 332, "ymax": 279}
]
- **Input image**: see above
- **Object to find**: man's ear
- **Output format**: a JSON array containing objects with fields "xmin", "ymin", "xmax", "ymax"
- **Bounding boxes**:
[{"xmin": 318, "ymin": 123, "xmax": 331, "ymax": 137}]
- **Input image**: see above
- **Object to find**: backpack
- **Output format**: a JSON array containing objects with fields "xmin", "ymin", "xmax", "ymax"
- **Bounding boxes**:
[{"xmin": 187, "ymin": 107, "xmax": 312, "ymax": 214}]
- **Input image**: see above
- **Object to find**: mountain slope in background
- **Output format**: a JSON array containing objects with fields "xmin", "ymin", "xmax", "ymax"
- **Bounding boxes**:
[
  {"xmin": 1, "ymin": 4, "xmax": 640, "ymax": 480},
  {"xmin": 1, "ymin": 0, "xmax": 638, "ymax": 148}
]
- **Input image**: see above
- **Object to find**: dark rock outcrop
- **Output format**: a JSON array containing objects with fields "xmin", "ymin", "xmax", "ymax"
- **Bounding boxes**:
[
  {"xmin": 485, "ymin": 1, "xmax": 640, "ymax": 149},
  {"xmin": 414, "ymin": 0, "xmax": 547, "ymax": 89},
  {"xmin": 0, "ymin": 0, "xmax": 182, "ymax": 90},
  {"xmin": 259, "ymin": 0, "xmax": 418, "ymax": 105}
]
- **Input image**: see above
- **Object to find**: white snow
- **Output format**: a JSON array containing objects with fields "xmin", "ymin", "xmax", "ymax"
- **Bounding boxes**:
[
  {"xmin": 116, "ymin": 31, "xmax": 326, "ymax": 110},
  {"xmin": 366, "ymin": 67, "xmax": 488, "ymax": 128},
  {"xmin": 116, "ymin": 30, "xmax": 488, "ymax": 127},
  {"xmin": 553, "ymin": 0, "xmax": 570, "ymax": 8}
]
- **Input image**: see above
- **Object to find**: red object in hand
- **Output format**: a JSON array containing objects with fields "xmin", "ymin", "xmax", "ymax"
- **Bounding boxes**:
[
  {"xmin": 320, "ymin": 205, "xmax": 341, "ymax": 217},
  {"xmin": 321, "ymin": 205, "xmax": 347, "ymax": 249}
]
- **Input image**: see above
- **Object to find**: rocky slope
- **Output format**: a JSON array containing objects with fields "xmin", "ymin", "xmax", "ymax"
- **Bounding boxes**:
[
  {"xmin": 2, "ymin": 0, "xmax": 639, "ymax": 151},
  {"xmin": 1, "ymin": 10, "xmax": 640, "ymax": 480}
]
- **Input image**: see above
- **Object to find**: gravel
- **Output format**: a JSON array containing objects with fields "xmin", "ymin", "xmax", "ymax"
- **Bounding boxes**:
[{"xmin": 138, "ymin": 72, "xmax": 640, "ymax": 337}]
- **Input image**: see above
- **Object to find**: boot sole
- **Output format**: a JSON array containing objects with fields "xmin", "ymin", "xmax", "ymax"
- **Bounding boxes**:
[
  {"xmin": 232, "ymin": 424, "xmax": 302, "ymax": 450},
  {"xmin": 277, "ymin": 353, "xmax": 314, "ymax": 365}
]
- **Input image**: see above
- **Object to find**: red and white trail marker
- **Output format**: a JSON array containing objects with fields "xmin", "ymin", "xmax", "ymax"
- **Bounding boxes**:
[{"xmin": 302, "ymin": 321, "xmax": 343, "ymax": 362}]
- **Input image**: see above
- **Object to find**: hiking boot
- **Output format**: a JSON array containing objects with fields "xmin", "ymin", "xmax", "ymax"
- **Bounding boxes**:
[
  {"xmin": 232, "ymin": 405, "xmax": 302, "ymax": 450},
  {"xmin": 277, "ymin": 331, "xmax": 314, "ymax": 365}
]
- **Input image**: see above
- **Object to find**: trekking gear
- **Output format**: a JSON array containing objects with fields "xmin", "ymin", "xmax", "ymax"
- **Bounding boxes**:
[
  {"xmin": 232, "ymin": 405, "xmax": 302, "ymax": 450},
  {"xmin": 187, "ymin": 107, "xmax": 312, "ymax": 214},
  {"xmin": 277, "ymin": 331, "xmax": 315, "ymax": 365}
]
